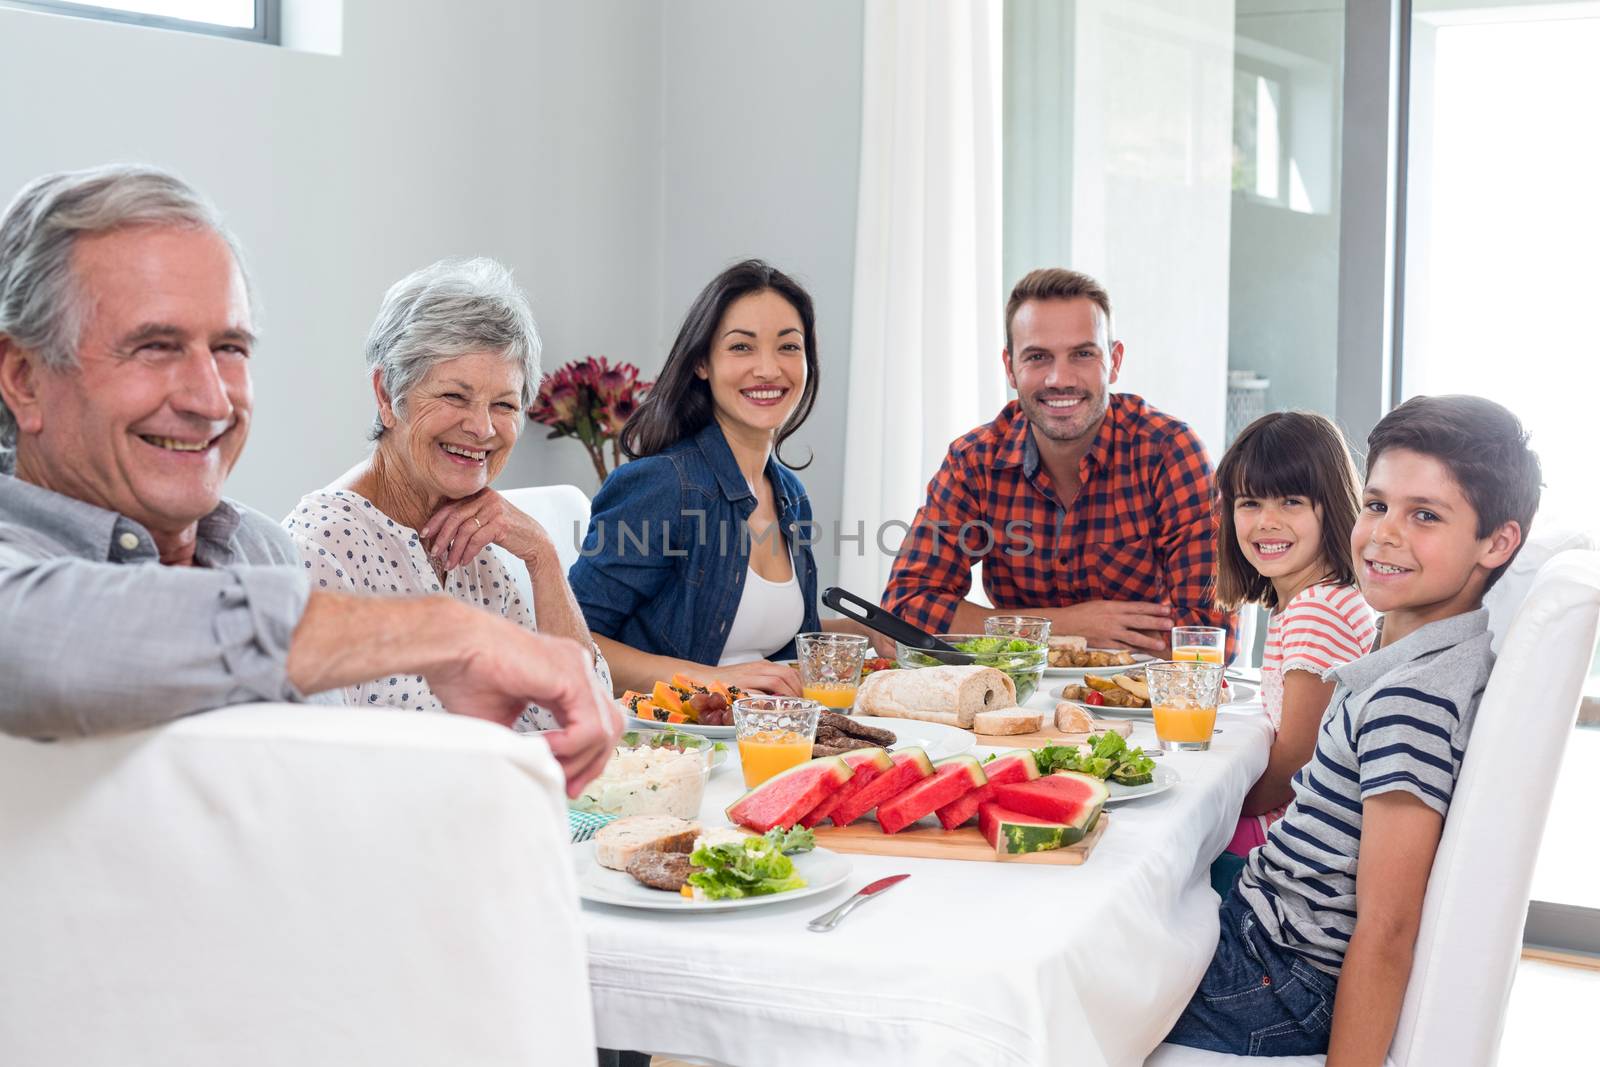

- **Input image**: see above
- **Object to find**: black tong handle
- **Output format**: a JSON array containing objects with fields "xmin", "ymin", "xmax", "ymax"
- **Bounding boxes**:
[{"xmin": 821, "ymin": 587, "xmax": 961, "ymax": 654}]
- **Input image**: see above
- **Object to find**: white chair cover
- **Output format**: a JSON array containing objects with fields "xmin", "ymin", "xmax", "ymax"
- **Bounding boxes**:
[
  {"xmin": 0, "ymin": 704, "xmax": 595, "ymax": 1067},
  {"xmin": 494, "ymin": 483, "xmax": 593, "ymax": 607},
  {"xmin": 1148, "ymin": 549, "xmax": 1600, "ymax": 1066}
]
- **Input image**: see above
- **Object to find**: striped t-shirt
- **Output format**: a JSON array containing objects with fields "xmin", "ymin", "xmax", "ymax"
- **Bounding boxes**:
[
  {"xmin": 1236, "ymin": 608, "xmax": 1493, "ymax": 975},
  {"xmin": 1261, "ymin": 583, "xmax": 1377, "ymax": 730}
]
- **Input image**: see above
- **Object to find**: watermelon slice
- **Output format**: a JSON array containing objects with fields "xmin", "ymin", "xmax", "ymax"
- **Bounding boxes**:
[
  {"xmin": 726, "ymin": 756, "xmax": 852, "ymax": 833},
  {"xmin": 798, "ymin": 747, "xmax": 894, "ymax": 828},
  {"xmin": 991, "ymin": 771, "xmax": 1109, "ymax": 838},
  {"xmin": 829, "ymin": 748, "xmax": 933, "ymax": 827},
  {"xmin": 876, "ymin": 754, "xmax": 988, "ymax": 834},
  {"xmin": 933, "ymin": 749, "xmax": 1040, "ymax": 830},
  {"xmin": 979, "ymin": 802, "xmax": 1082, "ymax": 855}
]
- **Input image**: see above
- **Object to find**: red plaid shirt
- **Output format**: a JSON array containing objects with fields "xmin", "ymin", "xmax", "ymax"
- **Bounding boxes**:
[{"xmin": 883, "ymin": 394, "xmax": 1230, "ymax": 648}]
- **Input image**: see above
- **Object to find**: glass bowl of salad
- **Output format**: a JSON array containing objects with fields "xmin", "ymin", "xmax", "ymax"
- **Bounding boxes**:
[{"xmin": 893, "ymin": 634, "xmax": 1049, "ymax": 704}]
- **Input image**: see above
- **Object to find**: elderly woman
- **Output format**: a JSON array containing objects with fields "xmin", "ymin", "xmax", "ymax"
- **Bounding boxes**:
[{"xmin": 284, "ymin": 257, "xmax": 608, "ymax": 725}]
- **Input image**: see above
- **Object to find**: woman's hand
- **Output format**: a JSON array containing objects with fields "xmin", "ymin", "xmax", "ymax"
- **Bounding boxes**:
[
  {"xmin": 701, "ymin": 660, "xmax": 803, "ymax": 697},
  {"xmin": 420, "ymin": 488, "xmax": 553, "ymax": 572}
]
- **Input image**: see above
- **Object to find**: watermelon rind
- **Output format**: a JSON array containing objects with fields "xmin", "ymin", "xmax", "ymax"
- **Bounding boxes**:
[
  {"xmin": 726, "ymin": 756, "xmax": 852, "ymax": 833},
  {"xmin": 977, "ymin": 801, "xmax": 1082, "ymax": 854},
  {"xmin": 798, "ymin": 747, "xmax": 894, "ymax": 828},
  {"xmin": 934, "ymin": 749, "xmax": 1039, "ymax": 830},
  {"xmin": 875, "ymin": 754, "xmax": 987, "ymax": 834}
]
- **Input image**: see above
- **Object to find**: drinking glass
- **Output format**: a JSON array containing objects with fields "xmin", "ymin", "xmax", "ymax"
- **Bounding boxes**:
[
  {"xmin": 733, "ymin": 696, "xmax": 821, "ymax": 787},
  {"xmin": 983, "ymin": 615, "xmax": 1052, "ymax": 643},
  {"xmin": 796, "ymin": 633, "xmax": 869, "ymax": 710},
  {"xmin": 1144, "ymin": 661, "xmax": 1224, "ymax": 751},
  {"xmin": 1171, "ymin": 626, "xmax": 1227, "ymax": 664}
]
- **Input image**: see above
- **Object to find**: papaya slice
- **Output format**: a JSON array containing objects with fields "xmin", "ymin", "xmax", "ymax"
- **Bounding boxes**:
[{"xmin": 651, "ymin": 681, "xmax": 686, "ymax": 714}]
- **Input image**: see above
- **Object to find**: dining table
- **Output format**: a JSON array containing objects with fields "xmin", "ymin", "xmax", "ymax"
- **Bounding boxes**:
[{"xmin": 577, "ymin": 678, "xmax": 1274, "ymax": 1067}]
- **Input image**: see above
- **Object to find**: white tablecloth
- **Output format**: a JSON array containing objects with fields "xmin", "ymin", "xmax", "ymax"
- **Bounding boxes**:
[{"xmin": 580, "ymin": 693, "xmax": 1273, "ymax": 1067}]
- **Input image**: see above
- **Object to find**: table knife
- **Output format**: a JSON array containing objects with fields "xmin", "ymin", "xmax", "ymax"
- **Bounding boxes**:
[{"xmin": 806, "ymin": 873, "xmax": 909, "ymax": 932}]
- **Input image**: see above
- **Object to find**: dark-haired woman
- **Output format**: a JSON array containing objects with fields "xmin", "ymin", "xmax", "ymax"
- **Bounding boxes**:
[{"xmin": 569, "ymin": 260, "xmax": 880, "ymax": 695}]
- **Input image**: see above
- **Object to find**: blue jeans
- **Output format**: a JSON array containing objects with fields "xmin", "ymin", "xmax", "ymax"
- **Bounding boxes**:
[{"xmin": 1165, "ymin": 891, "xmax": 1339, "ymax": 1057}]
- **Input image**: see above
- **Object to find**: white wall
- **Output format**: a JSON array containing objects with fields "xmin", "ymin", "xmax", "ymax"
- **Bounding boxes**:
[
  {"xmin": 657, "ymin": 0, "xmax": 864, "ymax": 591},
  {"xmin": 0, "ymin": 0, "xmax": 655, "ymax": 516}
]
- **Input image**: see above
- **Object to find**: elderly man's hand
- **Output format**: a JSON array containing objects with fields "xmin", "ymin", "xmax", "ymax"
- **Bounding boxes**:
[{"xmin": 424, "ymin": 617, "xmax": 622, "ymax": 796}]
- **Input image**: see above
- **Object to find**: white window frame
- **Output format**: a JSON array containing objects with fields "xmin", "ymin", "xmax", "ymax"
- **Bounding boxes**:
[{"xmin": 0, "ymin": 0, "xmax": 278, "ymax": 45}]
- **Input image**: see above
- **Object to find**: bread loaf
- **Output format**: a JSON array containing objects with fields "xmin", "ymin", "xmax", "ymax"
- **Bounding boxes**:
[
  {"xmin": 854, "ymin": 666, "xmax": 1015, "ymax": 728},
  {"xmin": 595, "ymin": 815, "xmax": 701, "ymax": 871},
  {"xmin": 972, "ymin": 708, "xmax": 1043, "ymax": 735}
]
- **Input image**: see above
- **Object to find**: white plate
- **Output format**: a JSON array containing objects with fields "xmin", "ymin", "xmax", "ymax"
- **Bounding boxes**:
[
  {"xmin": 849, "ymin": 715, "xmax": 976, "ymax": 762},
  {"xmin": 1054, "ymin": 679, "xmax": 1259, "ymax": 720},
  {"xmin": 1105, "ymin": 762, "xmax": 1180, "ymax": 804},
  {"xmin": 574, "ymin": 840, "xmax": 851, "ymax": 912},
  {"xmin": 625, "ymin": 714, "xmax": 735, "ymax": 739},
  {"xmin": 1043, "ymin": 652, "xmax": 1157, "ymax": 679}
]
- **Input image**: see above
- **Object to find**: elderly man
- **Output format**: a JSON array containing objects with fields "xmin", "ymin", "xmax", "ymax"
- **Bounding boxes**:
[
  {"xmin": 0, "ymin": 164, "xmax": 619, "ymax": 794},
  {"xmin": 883, "ymin": 268, "xmax": 1231, "ymax": 654}
]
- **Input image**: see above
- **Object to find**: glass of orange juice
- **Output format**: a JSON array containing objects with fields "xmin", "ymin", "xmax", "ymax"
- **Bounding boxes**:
[
  {"xmin": 733, "ymin": 696, "xmax": 821, "ymax": 787},
  {"xmin": 1145, "ymin": 661, "xmax": 1224, "ymax": 752},
  {"xmin": 1171, "ymin": 626, "xmax": 1227, "ymax": 665},
  {"xmin": 796, "ymin": 633, "xmax": 869, "ymax": 710}
]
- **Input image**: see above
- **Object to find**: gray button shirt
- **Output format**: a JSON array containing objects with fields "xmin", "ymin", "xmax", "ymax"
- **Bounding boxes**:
[{"xmin": 0, "ymin": 474, "xmax": 316, "ymax": 739}]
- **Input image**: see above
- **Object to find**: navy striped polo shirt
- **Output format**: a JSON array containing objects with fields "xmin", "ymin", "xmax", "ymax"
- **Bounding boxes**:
[{"xmin": 1236, "ymin": 608, "xmax": 1493, "ymax": 975}]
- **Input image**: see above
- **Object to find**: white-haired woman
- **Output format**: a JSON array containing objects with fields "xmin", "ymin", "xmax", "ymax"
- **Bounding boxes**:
[{"xmin": 283, "ymin": 257, "xmax": 608, "ymax": 725}]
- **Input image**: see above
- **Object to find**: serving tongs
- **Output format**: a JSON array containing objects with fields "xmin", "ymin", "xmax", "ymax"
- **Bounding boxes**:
[{"xmin": 821, "ymin": 587, "xmax": 969, "ymax": 665}]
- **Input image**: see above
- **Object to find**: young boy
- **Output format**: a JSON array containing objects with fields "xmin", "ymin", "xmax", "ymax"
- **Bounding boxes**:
[{"xmin": 1165, "ymin": 395, "xmax": 1542, "ymax": 1061}]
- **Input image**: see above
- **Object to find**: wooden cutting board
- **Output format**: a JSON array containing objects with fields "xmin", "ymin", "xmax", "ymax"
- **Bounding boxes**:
[
  {"xmin": 811, "ymin": 813, "xmax": 1108, "ymax": 865},
  {"xmin": 972, "ymin": 717, "xmax": 1135, "ymax": 750}
]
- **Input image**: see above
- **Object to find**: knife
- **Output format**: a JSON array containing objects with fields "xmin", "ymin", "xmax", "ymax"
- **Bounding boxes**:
[{"xmin": 806, "ymin": 873, "xmax": 910, "ymax": 932}]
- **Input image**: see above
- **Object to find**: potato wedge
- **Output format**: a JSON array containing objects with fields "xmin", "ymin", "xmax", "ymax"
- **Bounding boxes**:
[
  {"xmin": 1084, "ymin": 674, "xmax": 1120, "ymax": 693},
  {"xmin": 1113, "ymin": 673, "xmax": 1150, "ymax": 703}
]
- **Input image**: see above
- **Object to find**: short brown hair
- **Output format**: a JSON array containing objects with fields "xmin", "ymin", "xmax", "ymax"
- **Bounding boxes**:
[
  {"xmin": 1215, "ymin": 412, "xmax": 1363, "ymax": 611},
  {"xmin": 1004, "ymin": 268, "xmax": 1113, "ymax": 353},
  {"xmin": 1365, "ymin": 395, "xmax": 1542, "ymax": 592}
]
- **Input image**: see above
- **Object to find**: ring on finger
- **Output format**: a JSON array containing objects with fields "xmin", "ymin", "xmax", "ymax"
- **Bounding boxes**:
[{"xmin": 473, "ymin": 517, "xmax": 483, "ymax": 530}]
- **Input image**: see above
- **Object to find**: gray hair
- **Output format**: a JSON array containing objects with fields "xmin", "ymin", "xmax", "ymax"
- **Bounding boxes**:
[
  {"xmin": 365, "ymin": 257, "xmax": 542, "ymax": 441},
  {"xmin": 0, "ymin": 163, "xmax": 250, "ymax": 474}
]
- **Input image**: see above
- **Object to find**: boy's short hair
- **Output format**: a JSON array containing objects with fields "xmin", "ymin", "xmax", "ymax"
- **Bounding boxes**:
[
  {"xmin": 1366, "ymin": 395, "xmax": 1542, "ymax": 590},
  {"xmin": 1004, "ymin": 268, "xmax": 1112, "ymax": 353}
]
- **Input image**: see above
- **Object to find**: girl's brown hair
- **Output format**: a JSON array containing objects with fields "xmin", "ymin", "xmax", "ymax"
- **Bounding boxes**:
[{"xmin": 1215, "ymin": 411, "xmax": 1362, "ymax": 611}]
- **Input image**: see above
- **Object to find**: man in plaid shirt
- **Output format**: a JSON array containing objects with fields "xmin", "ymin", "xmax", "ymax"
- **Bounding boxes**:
[{"xmin": 882, "ymin": 268, "xmax": 1230, "ymax": 654}]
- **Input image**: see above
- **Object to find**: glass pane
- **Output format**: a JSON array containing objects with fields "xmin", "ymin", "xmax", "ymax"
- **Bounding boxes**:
[
  {"xmin": 53, "ymin": 1, "xmax": 255, "ymax": 28},
  {"xmin": 1226, "ymin": 0, "xmax": 1346, "ymax": 439},
  {"xmin": 1403, "ymin": 0, "xmax": 1600, "ymax": 922}
]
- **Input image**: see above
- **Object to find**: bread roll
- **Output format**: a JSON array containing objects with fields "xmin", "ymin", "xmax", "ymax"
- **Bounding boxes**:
[
  {"xmin": 973, "ymin": 708, "xmax": 1043, "ymax": 735},
  {"xmin": 1055, "ymin": 701, "xmax": 1097, "ymax": 733},
  {"xmin": 854, "ymin": 666, "xmax": 1015, "ymax": 728},
  {"xmin": 595, "ymin": 815, "xmax": 701, "ymax": 871}
]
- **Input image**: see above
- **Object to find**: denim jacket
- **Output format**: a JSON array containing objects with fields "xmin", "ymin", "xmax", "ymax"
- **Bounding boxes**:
[{"xmin": 568, "ymin": 421, "xmax": 821, "ymax": 666}]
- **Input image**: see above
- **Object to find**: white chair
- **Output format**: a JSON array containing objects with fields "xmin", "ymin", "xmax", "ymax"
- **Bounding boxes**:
[
  {"xmin": 1483, "ymin": 527, "xmax": 1595, "ymax": 652},
  {"xmin": 1147, "ymin": 549, "xmax": 1600, "ymax": 1066},
  {"xmin": 494, "ymin": 483, "xmax": 593, "ymax": 606},
  {"xmin": 0, "ymin": 704, "xmax": 596, "ymax": 1067}
]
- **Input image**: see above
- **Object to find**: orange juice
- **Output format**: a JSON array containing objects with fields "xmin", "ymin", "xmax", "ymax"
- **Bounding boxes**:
[
  {"xmin": 1172, "ymin": 645, "xmax": 1224, "ymax": 664},
  {"xmin": 738, "ymin": 729, "xmax": 813, "ymax": 787},
  {"xmin": 802, "ymin": 683, "xmax": 859, "ymax": 709},
  {"xmin": 1153, "ymin": 704, "xmax": 1218, "ymax": 745}
]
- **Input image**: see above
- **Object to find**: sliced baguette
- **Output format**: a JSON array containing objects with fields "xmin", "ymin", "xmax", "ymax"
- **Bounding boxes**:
[
  {"xmin": 972, "ymin": 707, "xmax": 1044, "ymax": 736},
  {"xmin": 595, "ymin": 815, "xmax": 701, "ymax": 871},
  {"xmin": 1054, "ymin": 701, "xmax": 1097, "ymax": 734}
]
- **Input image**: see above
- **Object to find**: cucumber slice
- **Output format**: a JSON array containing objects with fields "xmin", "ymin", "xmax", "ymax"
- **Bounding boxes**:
[{"xmin": 1110, "ymin": 766, "xmax": 1153, "ymax": 786}]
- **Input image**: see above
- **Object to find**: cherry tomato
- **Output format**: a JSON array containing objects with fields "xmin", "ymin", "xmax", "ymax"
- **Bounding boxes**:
[{"xmin": 1083, "ymin": 691, "xmax": 1104, "ymax": 706}]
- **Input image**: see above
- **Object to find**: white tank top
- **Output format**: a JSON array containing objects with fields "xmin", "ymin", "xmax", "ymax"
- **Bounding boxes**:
[{"xmin": 717, "ymin": 565, "xmax": 805, "ymax": 666}]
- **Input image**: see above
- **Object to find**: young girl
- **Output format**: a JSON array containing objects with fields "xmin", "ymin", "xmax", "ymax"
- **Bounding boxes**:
[{"xmin": 1213, "ymin": 412, "xmax": 1377, "ymax": 882}]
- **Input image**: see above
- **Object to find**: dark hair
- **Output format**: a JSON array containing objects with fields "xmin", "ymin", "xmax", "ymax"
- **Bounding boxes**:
[
  {"xmin": 1004, "ymin": 268, "xmax": 1113, "ymax": 354},
  {"xmin": 1365, "ymin": 395, "xmax": 1542, "ymax": 591},
  {"xmin": 619, "ymin": 259, "xmax": 818, "ymax": 468},
  {"xmin": 1215, "ymin": 411, "xmax": 1363, "ymax": 611}
]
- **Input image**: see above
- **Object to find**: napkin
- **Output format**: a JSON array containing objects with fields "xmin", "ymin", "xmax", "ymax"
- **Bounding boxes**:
[{"xmin": 568, "ymin": 809, "xmax": 617, "ymax": 843}]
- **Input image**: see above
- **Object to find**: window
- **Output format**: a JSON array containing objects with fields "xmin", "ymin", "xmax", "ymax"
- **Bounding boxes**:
[{"xmin": 0, "ymin": 1, "xmax": 277, "ymax": 43}]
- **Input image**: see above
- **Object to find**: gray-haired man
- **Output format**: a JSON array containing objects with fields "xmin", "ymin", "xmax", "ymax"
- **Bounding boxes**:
[{"xmin": 0, "ymin": 164, "xmax": 620, "ymax": 795}]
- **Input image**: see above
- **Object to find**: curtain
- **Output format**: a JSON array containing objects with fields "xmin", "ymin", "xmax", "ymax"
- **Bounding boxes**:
[{"xmin": 837, "ymin": 0, "xmax": 1006, "ymax": 605}]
